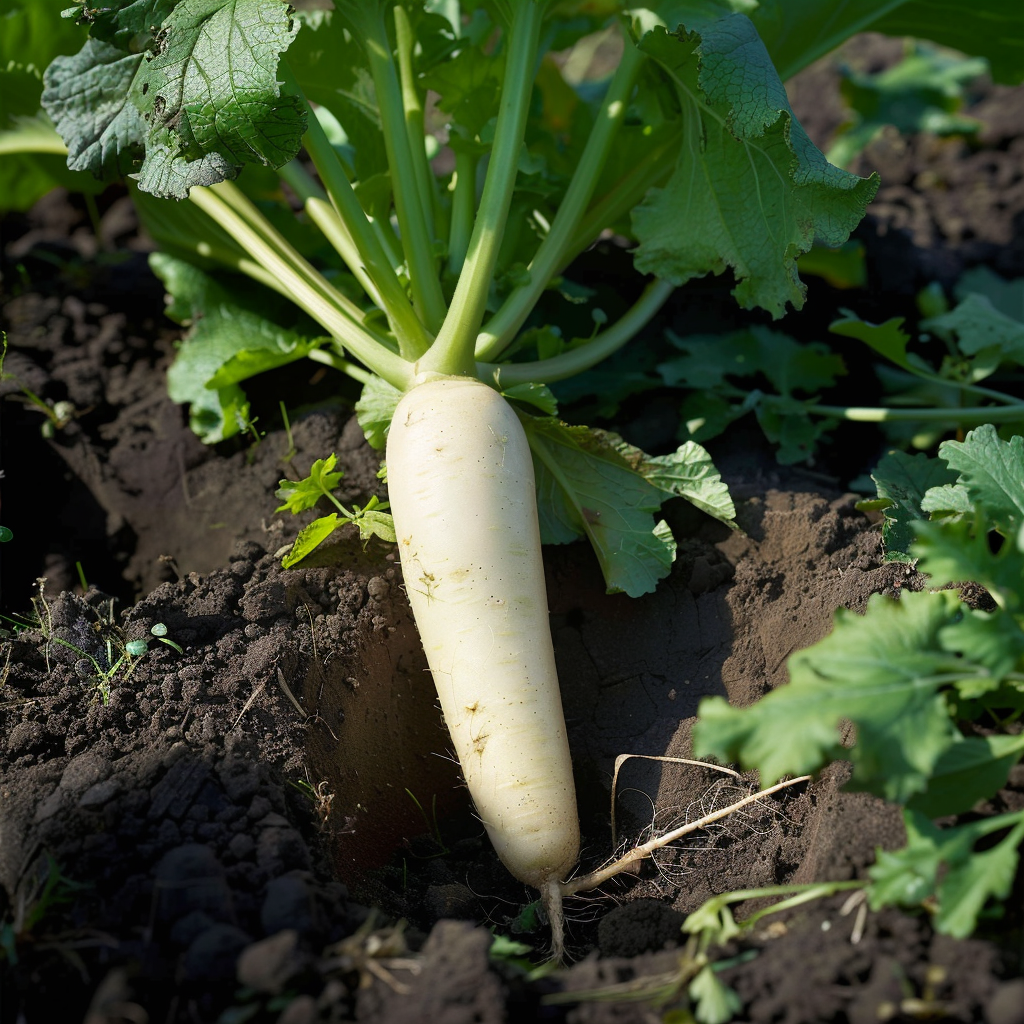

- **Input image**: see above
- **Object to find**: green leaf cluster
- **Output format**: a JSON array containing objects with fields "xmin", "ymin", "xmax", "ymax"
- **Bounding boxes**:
[
  {"xmin": 694, "ymin": 423, "xmax": 1024, "ymax": 935},
  {"xmin": 826, "ymin": 42, "xmax": 987, "ymax": 169},
  {"xmin": 869, "ymin": 423, "xmax": 1024, "ymax": 563},
  {"xmin": 22, "ymin": 0, "xmax": 1024, "ymax": 593},
  {"xmin": 276, "ymin": 454, "xmax": 396, "ymax": 568},
  {"xmin": 659, "ymin": 325, "xmax": 847, "ymax": 464},
  {"xmin": 657, "ymin": 267, "xmax": 1024, "ymax": 470}
]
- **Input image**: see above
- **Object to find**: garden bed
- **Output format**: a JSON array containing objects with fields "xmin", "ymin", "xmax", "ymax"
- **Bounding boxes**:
[{"xmin": 2, "ymin": 40, "xmax": 1024, "ymax": 1024}]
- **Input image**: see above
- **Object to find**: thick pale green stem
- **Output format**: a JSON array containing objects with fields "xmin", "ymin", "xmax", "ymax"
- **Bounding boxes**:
[
  {"xmin": 479, "ymin": 279, "xmax": 674, "ymax": 385},
  {"xmin": 308, "ymin": 347, "xmax": 374, "ymax": 385},
  {"xmin": 279, "ymin": 161, "xmax": 386, "ymax": 309},
  {"xmin": 204, "ymin": 181, "xmax": 374, "ymax": 329},
  {"xmin": 395, "ymin": 5, "xmax": 439, "ymax": 243},
  {"xmin": 189, "ymin": 184, "xmax": 413, "ymax": 391},
  {"xmin": 363, "ymin": 7, "xmax": 448, "ymax": 332},
  {"xmin": 448, "ymin": 149, "xmax": 477, "ymax": 276},
  {"xmin": 418, "ymin": 2, "xmax": 544, "ymax": 378},
  {"xmin": 132, "ymin": 183, "xmax": 285, "ymax": 294},
  {"xmin": 563, "ymin": 137, "xmax": 677, "ymax": 269},
  {"xmin": 475, "ymin": 39, "xmax": 644, "ymax": 362},
  {"xmin": 283, "ymin": 64, "xmax": 431, "ymax": 358}
]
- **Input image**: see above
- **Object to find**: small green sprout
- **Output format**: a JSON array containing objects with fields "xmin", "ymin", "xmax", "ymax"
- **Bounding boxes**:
[
  {"xmin": 276, "ymin": 453, "xmax": 396, "ymax": 568},
  {"xmin": 8, "ymin": 584, "xmax": 184, "ymax": 704}
]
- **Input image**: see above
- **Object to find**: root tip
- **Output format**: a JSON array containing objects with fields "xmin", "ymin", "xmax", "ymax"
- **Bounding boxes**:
[{"xmin": 542, "ymin": 879, "xmax": 566, "ymax": 964}]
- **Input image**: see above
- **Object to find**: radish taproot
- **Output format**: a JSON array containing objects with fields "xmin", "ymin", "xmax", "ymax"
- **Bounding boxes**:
[{"xmin": 386, "ymin": 376, "xmax": 579, "ymax": 936}]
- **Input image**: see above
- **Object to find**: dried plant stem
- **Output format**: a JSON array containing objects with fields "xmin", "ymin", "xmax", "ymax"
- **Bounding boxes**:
[
  {"xmin": 609, "ymin": 754, "xmax": 742, "ymax": 848},
  {"xmin": 561, "ymin": 775, "xmax": 812, "ymax": 897}
]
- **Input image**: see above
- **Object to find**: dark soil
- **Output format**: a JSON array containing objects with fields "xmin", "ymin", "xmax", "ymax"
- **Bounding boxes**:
[{"xmin": 2, "ymin": 39, "xmax": 1024, "ymax": 1024}]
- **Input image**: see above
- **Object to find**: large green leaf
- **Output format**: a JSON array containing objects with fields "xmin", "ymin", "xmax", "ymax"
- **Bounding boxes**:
[
  {"xmin": 41, "ymin": 39, "xmax": 149, "ymax": 180},
  {"xmin": 625, "ymin": 438, "xmax": 736, "ymax": 527},
  {"xmin": 42, "ymin": 0, "xmax": 305, "ymax": 198},
  {"xmin": 694, "ymin": 590, "xmax": 967, "ymax": 803},
  {"xmin": 631, "ymin": 16, "xmax": 878, "ymax": 319},
  {"xmin": 526, "ymin": 417, "xmax": 737, "ymax": 596},
  {"xmin": 527, "ymin": 418, "xmax": 678, "ymax": 597}
]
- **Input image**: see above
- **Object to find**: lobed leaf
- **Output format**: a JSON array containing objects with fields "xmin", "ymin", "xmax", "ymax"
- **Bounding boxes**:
[
  {"xmin": 869, "ymin": 809, "xmax": 1024, "ymax": 937},
  {"xmin": 689, "ymin": 964, "xmax": 742, "ymax": 1024},
  {"xmin": 925, "ymin": 294, "xmax": 1024, "ymax": 368},
  {"xmin": 631, "ymin": 16, "xmax": 878, "ymax": 319},
  {"xmin": 608, "ymin": 434, "xmax": 737, "ymax": 528},
  {"xmin": 275, "ymin": 455, "xmax": 344, "ymax": 515},
  {"xmin": 352, "ymin": 505, "xmax": 397, "ymax": 545},
  {"xmin": 694, "ymin": 590, "xmax": 967, "ymax": 802},
  {"xmin": 913, "ymin": 518, "xmax": 1024, "ymax": 614},
  {"xmin": 830, "ymin": 312, "xmax": 933, "ymax": 377},
  {"xmin": 42, "ymin": 0, "xmax": 305, "ymax": 198},
  {"xmin": 865, "ymin": 449, "xmax": 957, "ymax": 562},
  {"xmin": 528, "ymin": 418, "xmax": 677, "ymax": 597},
  {"xmin": 932, "ymin": 425, "xmax": 1024, "ymax": 538},
  {"xmin": 659, "ymin": 326, "xmax": 846, "ymax": 462}
]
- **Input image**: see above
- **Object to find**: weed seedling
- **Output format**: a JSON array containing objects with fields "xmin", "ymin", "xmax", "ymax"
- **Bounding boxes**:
[{"xmin": 6, "ymin": 582, "xmax": 181, "ymax": 704}]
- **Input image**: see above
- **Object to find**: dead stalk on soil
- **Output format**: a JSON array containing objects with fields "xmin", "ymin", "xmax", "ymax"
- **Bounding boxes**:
[
  {"xmin": 561, "ymin": 775, "xmax": 812, "ymax": 898},
  {"xmin": 609, "ymin": 754, "xmax": 742, "ymax": 848}
]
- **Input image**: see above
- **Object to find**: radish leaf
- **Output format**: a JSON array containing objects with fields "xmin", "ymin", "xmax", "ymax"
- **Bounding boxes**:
[
  {"xmin": 276, "ymin": 456, "xmax": 345, "ymax": 516},
  {"xmin": 863, "ymin": 449, "xmax": 957, "ymax": 562},
  {"xmin": 42, "ymin": 0, "xmax": 304, "ymax": 198},
  {"xmin": 931, "ymin": 425, "xmax": 1024, "ymax": 536},
  {"xmin": 869, "ymin": 810, "xmax": 1024, "ymax": 938},
  {"xmin": 528, "ymin": 419, "xmax": 677, "ymax": 597},
  {"xmin": 907, "ymin": 735, "xmax": 1024, "ymax": 818},
  {"xmin": 696, "ymin": 590, "xmax": 965, "ymax": 802},
  {"xmin": 153, "ymin": 253, "xmax": 325, "ymax": 442},
  {"xmin": 632, "ymin": 16, "xmax": 878, "ymax": 318}
]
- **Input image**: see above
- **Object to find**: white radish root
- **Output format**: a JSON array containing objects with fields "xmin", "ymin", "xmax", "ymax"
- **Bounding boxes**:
[{"xmin": 386, "ymin": 377, "xmax": 579, "ymax": 951}]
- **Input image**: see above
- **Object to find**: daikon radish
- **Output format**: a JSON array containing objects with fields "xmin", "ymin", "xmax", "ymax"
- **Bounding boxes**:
[{"xmin": 386, "ymin": 376, "xmax": 579, "ymax": 935}]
